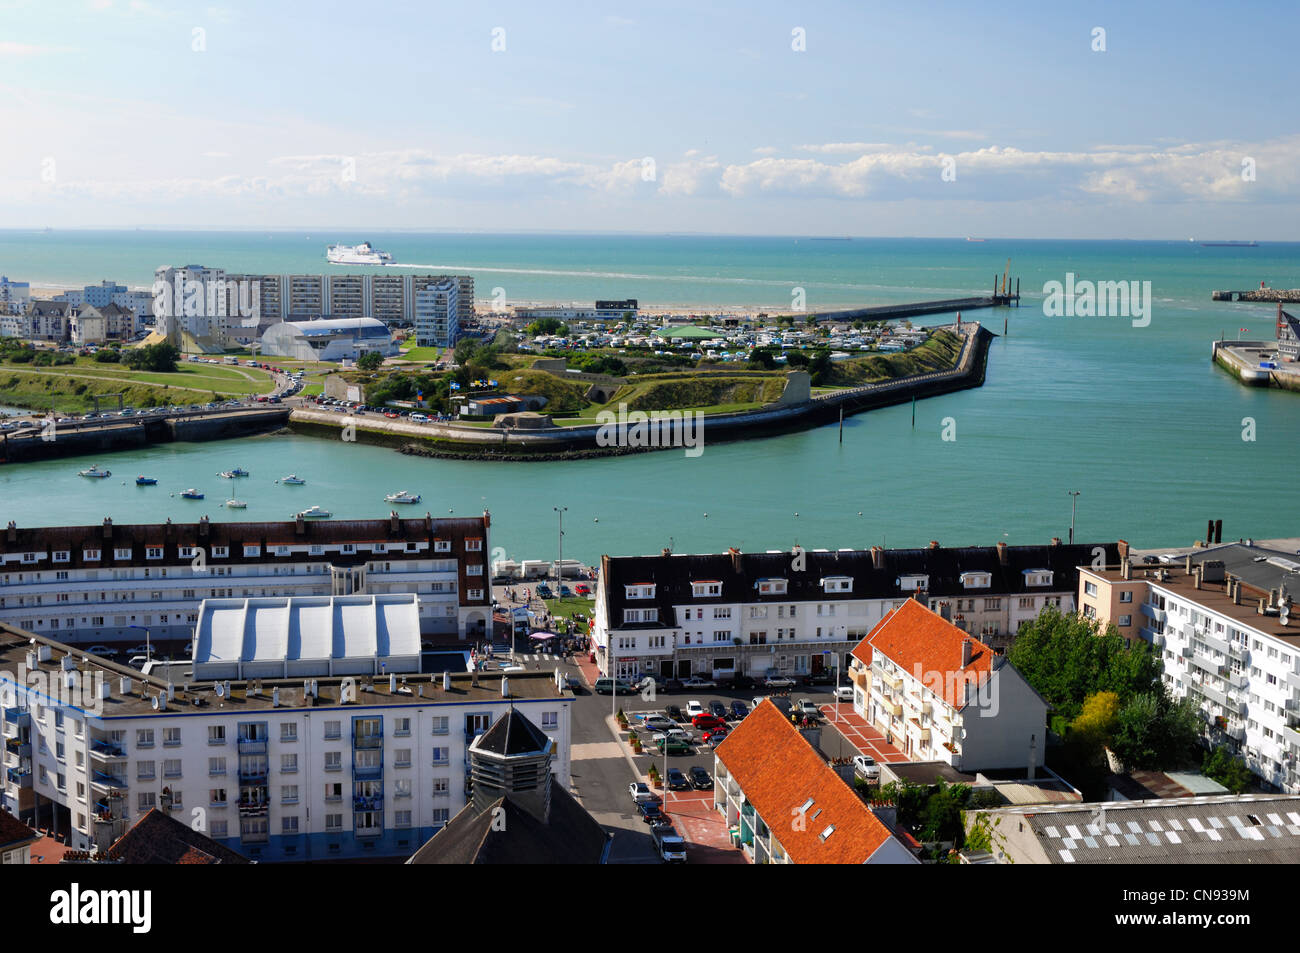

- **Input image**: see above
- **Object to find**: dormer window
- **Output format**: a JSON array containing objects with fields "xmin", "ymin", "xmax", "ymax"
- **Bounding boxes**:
[
  {"xmin": 52, "ymin": 551, "xmax": 70, "ymax": 563},
  {"xmin": 83, "ymin": 549, "xmax": 101, "ymax": 561},
  {"xmin": 243, "ymin": 545, "xmax": 261, "ymax": 557},
  {"xmin": 691, "ymin": 580, "xmax": 722, "ymax": 598},
  {"xmin": 146, "ymin": 547, "xmax": 164, "ymax": 560},
  {"xmin": 625, "ymin": 584, "xmax": 656, "ymax": 600},
  {"xmin": 178, "ymin": 546, "xmax": 196, "ymax": 558},
  {"xmin": 433, "ymin": 539, "xmax": 451, "ymax": 553},
  {"xmin": 113, "ymin": 547, "xmax": 132, "ymax": 560},
  {"xmin": 1023, "ymin": 569, "xmax": 1053, "ymax": 587},
  {"xmin": 211, "ymin": 546, "xmax": 228, "ymax": 559},
  {"xmin": 961, "ymin": 571, "xmax": 991, "ymax": 589},
  {"xmin": 897, "ymin": 574, "xmax": 928, "ymax": 591},
  {"xmin": 465, "ymin": 538, "xmax": 483, "ymax": 552},
  {"xmin": 821, "ymin": 576, "xmax": 852, "ymax": 594},
  {"xmin": 757, "ymin": 578, "xmax": 787, "ymax": 596}
]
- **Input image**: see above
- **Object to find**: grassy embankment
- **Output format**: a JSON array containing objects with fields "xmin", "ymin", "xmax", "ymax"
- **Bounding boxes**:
[
  {"xmin": 0, "ymin": 357, "xmax": 276, "ymax": 414},
  {"xmin": 820, "ymin": 329, "xmax": 963, "ymax": 387}
]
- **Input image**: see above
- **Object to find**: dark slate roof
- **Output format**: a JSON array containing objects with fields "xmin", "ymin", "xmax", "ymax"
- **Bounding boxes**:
[
  {"xmin": 599, "ymin": 541, "xmax": 1118, "ymax": 628},
  {"xmin": 27, "ymin": 299, "xmax": 71, "ymax": 316},
  {"xmin": 1183, "ymin": 543, "xmax": 1300, "ymax": 595},
  {"xmin": 0, "ymin": 809, "xmax": 37, "ymax": 851},
  {"xmin": 102, "ymin": 809, "xmax": 251, "ymax": 864},
  {"xmin": 474, "ymin": 707, "xmax": 552, "ymax": 756},
  {"xmin": 407, "ymin": 777, "xmax": 609, "ymax": 865}
]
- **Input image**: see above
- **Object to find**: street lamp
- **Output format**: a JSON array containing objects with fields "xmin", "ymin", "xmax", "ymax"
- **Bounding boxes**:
[
  {"xmin": 1067, "ymin": 490, "xmax": 1081, "ymax": 545},
  {"xmin": 128, "ymin": 624, "xmax": 152, "ymax": 662},
  {"xmin": 553, "ymin": 506, "xmax": 567, "ymax": 605}
]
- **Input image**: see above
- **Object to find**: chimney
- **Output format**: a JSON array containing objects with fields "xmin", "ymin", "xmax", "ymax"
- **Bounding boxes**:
[
  {"xmin": 1214, "ymin": 519, "xmax": 1223, "ymax": 544},
  {"xmin": 729, "ymin": 546, "xmax": 743, "ymax": 574},
  {"xmin": 996, "ymin": 541, "xmax": 1008, "ymax": 566},
  {"xmin": 1028, "ymin": 734, "xmax": 1037, "ymax": 780},
  {"xmin": 1117, "ymin": 539, "xmax": 1130, "ymax": 562},
  {"xmin": 5, "ymin": 521, "xmax": 15, "ymax": 543},
  {"xmin": 199, "ymin": 515, "xmax": 210, "ymax": 538},
  {"xmin": 961, "ymin": 638, "xmax": 972, "ymax": 667},
  {"xmin": 1206, "ymin": 519, "xmax": 1215, "ymax": 544},
  {"xmin": 295, "ymin": 515, "xmax": 306, "ymax": 535},
  {"xmin": 928, "ymin": 540, "xmax": 940, "ymax": 550},
  {"xmin": 501, "ymin": 677, "xmax": 510, "ymax": 697},
  {"xmin": 1271, "ymin": 588, "xmax": 1280, "ymax": 609},
  {"xmin": 1185, "ymin": 553, "xmax": 1194, "ymax": 575},
  {"xmin": 661, "ymin": 548, "xmax": 672, "ymax": 558},
  {"xmin": 871, "ymin": 546, "xmax": 885, "ymax": 570},
  {"xmin": 443, "ymin": 671, "xmax": 451, "ymax": 691},
  {"xmin": 389, "ymin": 673, "xmax": 396, "ymax": 693},
  {"xmin": 1232, "ymin": 580, "xmax": 1242, "ymax": 605},
  {"xmin": 272, "ymin": 688, "xmax": 280, "ymax": 708},
  {"xmin": 1120, "ymin": 558, "xmax": 1131, "ymax": 581},
  {"xmin": 1050, "ymin": 537, "xmax": 1061, "ymax": 547},
  {"xmin": 425, "ymin": 512, "xmax": 433, "ymax": 533},
  {"xmin": 1193, "ymin": 566, "xmax": 1202, "ymax": 590},
  {"xmin": 390, "ymin": 511, "xmax": 400, "ymax": 534},
  {"xmin": 102, "ymin": 517, "xmax": 112, "ymax": 540},
  {"xmin": 1258, "ymin": 597, "xmax": 1267, "ymax": 615}
]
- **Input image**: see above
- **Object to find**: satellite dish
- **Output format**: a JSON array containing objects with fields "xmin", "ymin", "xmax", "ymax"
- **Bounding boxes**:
[
  {"xmin": 1281, "ymin": 604, "xmax": 1291, "ymax": 626},
  {"xmin": 151, "ymin": 695, "xmax": 160, "ymax": 710},
  {"xmin": 215, "ymin": 683, "xmax": 226, "ymax": 698}
]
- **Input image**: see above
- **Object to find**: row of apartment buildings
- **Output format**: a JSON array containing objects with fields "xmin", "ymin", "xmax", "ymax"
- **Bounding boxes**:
[
  {"xmin": 152, "ymin": 265, "xmax": 473, "ymax": 348},
  {"xmin": 591, "ymin": 539, "xmax": 1116, "ymax": 683},
  {"xmin": 1078, "ymin": 541, "xmax": 1300, "ymax": 794},
  {"xmin": 0, "ymin": 300, "xmax": 145, "ymax": 345},
  {"xmin": 0, "ymin": 513, "xmax": 495, "ymax": 645},
  {"xmin": 0, "ymin": 619, "xmax": 572, "ymax": 861}
]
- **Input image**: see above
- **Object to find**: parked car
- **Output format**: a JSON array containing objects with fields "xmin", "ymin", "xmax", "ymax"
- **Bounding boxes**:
[
  {"xmin": 689, "ymin": 766, "xmax": 713, "ymax": 790},
  {"xmin": 833, "ymin": 686, "xmax": 854, "ymax": 702},
  {"xmin": 594, "ymin": 677, "xmax": 636, "ymax": 695},
  {"xmin": 685, "ymin": 700, "xmax": 705, "ymax": 718},
  {"xmin": 574, "ymin": 584, "xmax": 591, "ymax": 596},
  {"xmin": 84, "ymin": 644, "xmax": 114, "ymax": 656},
  {"xmin": 691, "ymin": 713, "xmax": 726, "ymax": 730},
  {"xmin": 655, "ymin": 735, "xmax": 692, "ymax": 755},
  {"xmin": 535, "ymin": 584, "xmax": 553, "ymax": 599},
  {"xmin": 853, "ymin": 755, "xmax": 880, "ymax": 781},
  {"xmin": 665, "ymin": 704, "xmax": 685, "ymax": 722},
  {"xmin": 666, "ymin": 769, "xmax": 691, "ymax": 791},
  {"xmin": 729, "ymin": 701, "xmax": 750, "ymax": 720},
  {"xmin": 702, "ymin": 726, "xmax": 730, "ymax": 745},
  {"xmin": 796, "ymin": 698, "xmax": 821, "ymax": 718},
  {"xmin": 682, "ymin": 676, "xmax": 716, "ymax": 688},
  {"xmin": 654, "ymin": 825, "xmax": 687, "ymax": 863},
  {"xmin": 661, "ymin": 678, "xmax": 684, "ymax": 694},
  {"xmin": 126, "ymin": 644, "xmax": 151, "ymax": 656},
  {"xmin": 641, "ymin": 714, "xmax": 676, "ymax": 733},
  {"xmin": 764, "ymin": 675, "xmax": 796, "ymax": 688},
  {"xmin": 708, "ymin": 701, "xmax": 728, "ymax": 720},
  {"xmin": 628, "ymin": 782, "xmax": 660, "ymax": 804}
]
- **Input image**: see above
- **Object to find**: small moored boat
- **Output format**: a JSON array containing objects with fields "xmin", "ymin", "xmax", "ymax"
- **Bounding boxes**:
[
  {"xmin": 296, "ymin": 506, "xmax": 331, "ymax": 519},
  {"xmin": 135, "ymin": 476, "xmax": 157, "ymax": 486},
  {"xmin": 384, "ymin": 490, "xmax": 422, "ymax": 504},
  {"xmin": 278, "ymin": 475, "xmax": 306, "ymax": 485},
  {"xmin": 180, "ymin": 488, "xmax": 204, "ymax": 500},
  {"xmin": 79, "ymin": 466, "xmax": 111, "ymax": 478},
  {"xmin": 218, "ymin": 468, "xmax": 250, "ymax": 479},
  {"xmin": 225, "ymin": 499, "xmax": 247, "ymax": 509}
]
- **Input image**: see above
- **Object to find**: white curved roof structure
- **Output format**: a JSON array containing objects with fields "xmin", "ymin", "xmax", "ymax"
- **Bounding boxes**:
[{"xmin": 192, "ymin": 594, "xmax": 421, "ymax": 680}]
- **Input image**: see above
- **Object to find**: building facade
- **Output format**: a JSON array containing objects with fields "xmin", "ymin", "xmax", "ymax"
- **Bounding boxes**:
[
  {"xmin": 260, "ymin": 317, "xmax": 399, "ymax": 362},
  {"xmin": 0, "ymin": 626, "xmax": 571, "ymax": 861},
  {"xmin": 848, "ymin": 599, "xmax": 1049, "ymax": 771},
  {"xmin": 1079, "ymin": 545, "xmax": 1300, "ymax": 793},
  {"xmin": 0, "ymin": 514, "xmax": 494, "ymax": 645},
  {"xmin": 591, "ymin": 540, "xmax": 1116, "ymax": 683}
]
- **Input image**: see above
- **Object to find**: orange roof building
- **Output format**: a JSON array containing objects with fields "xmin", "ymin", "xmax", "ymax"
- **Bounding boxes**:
[
  {"xmin": 713, "ymin": 700, "xmax": 918, "ymax": 865},
  {"xmin": 848, "ymin": 599, "xmax": 1048, "ymax": 772}
]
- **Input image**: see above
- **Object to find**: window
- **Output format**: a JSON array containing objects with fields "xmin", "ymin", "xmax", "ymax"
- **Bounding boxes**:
[
  {"xmin": 280, "ymin": 754, "xmax": 298, "ymax": 774},
  {"xmin": 395, "ymin": 748, "xmax": 412, "ymax": 768},
  {"xmin": 897, "ymin": 574, "xmax": 928, "ymax": 591},
  {"xmin": 210, "ymin": 788, "xmax": 228, "ymax": 806},
  {"xmin": 625, "ymin": 584, "xmax": 656, "ymax": 599},
  {"xmin": 431, "ymin": 716, "xmax": 449, "ymax": 735},
  {"xmin": 623, "ymin": 608, "xmax": 658, "ymax": 624},
  {"xmin": 467, "ymin": 588, "xmax": 484, "ymax": 600},
  {"xmin": 1120, "ymin": 590, "xmax": 1133, "ymax": 603},
  {"xmin": 465, "ymin": 538, "xmax": 483, "ymax": 551},
  {"xmin": 280, "ymin": 723, "xmax": 297, "ymax": 742},
  {"xmin": 467, "ymin": 564, "xmax": 484, "ymax": 576},
  {"xmin": 324, "ymin": 751, "xmax": 342, "ymax": 771},
  {"xmin": 137, "ymin": 761, "xmax": 155, "ymax": 781},
  {"xmin": 208, "ymin": 725, "xmax": 226, "ymax": 745},
  {"xmin": 211, "ymin": 820, "xmax": 229, "ymax": 838},
  {"xmin": 692, "ymin": 581, "xmax": 723, "ymax": 598},
  {"xmin": 324, "ymin": 721, "xmax": 341, "ymax": 740},
  {"xmin": 1119, "ymin": 615, "xmax": 1132, "ymax": 627},
  {"xmin": 757, "ymin": 578, "xmax": 787, "ymax": 596},
  {"xmin": 394, "ymin": 717, "xmax": 411, "ymax": 736},
  {"xmin": 432, "ymin": 747, "xmax": 449, "ymax": 766},
  {"xmin": 541, "ymin": 711, "xmax": 558, "ymax": 730},
  {"xmin": 395, "ymin": 810, "xmax": 412, "ymax": 828},
  {"xmin": 209, "ymin": 757, "xmax": 226, "ymax": 776},
  {"xmin": 163, "ymin": 727, "xmax": 182, "ymax": 746},
  {"xmin": 163, "ymin": 759, "xmax": 182, "ymax": 778},
  {"xmin": 821, "ymin": 577, "xmax": 852, "ymax": 593},
  {"xmin": 324, "ymin": 782, "xmax": 343, "ymax": 801},
  {"xmin": 432, "ymin": 777, "xmax": 449, "ymax": 795},
  {"xmin": 432, "ymin": 808, "xmax": 450, "ymax": 825},
  {"xmin": 137, "ymin": 792, "xmax": 156, "ymax": 813},
  {"xmin": 1084, "ymin": 581, "xmax": 1098, "ymax": 596},
  {"xmin": 713, "ymin": 607, "xmax": 732, "ymax": 619},
  {"xmin": 325, "ymin": 814, "xmax": 343, "ymax": 832},
  {"xmin": 281, "ymin": 816, "xmax": 299, "ymax": 835},
  {"xmin": 434, "ymin": 539, "xmax": 451, "ymax": 553},
  {"xmin": 136, "ymin": 729, "xmax": 154, "ymax": 748},
  {"xmin": 146, "ymin": 547, "xmax": 163, "ymax": 560}
]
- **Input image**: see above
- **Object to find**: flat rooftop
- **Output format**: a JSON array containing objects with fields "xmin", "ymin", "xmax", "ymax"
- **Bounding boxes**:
[
  {"xmin": 1089, "ymin": 564, "xmax": 1300, "ymax": 649},
  {"xmin": 0, "ymin": 625, "xmax": 563, "ymax": 718}
]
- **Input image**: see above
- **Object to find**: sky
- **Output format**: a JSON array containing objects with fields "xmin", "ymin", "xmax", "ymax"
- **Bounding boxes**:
[{"xmin": 1, "ymin": 0, "xmax": 1298, "ymax": 238}]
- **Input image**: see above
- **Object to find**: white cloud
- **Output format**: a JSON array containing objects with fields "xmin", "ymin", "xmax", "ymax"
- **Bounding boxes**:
[{"xmin": 0, "ymin": 41, "xmax": 77, "ymax": 55}]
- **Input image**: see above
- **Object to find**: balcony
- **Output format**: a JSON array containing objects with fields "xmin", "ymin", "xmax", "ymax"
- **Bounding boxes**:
[
  {"xmin": 237, "ymin": 799, "xmax": 268, "ymax": 818},
  {"xmin": 90, "ymin": 770, "xmax": 127, "ymax": 793},
  {"xmin": 887, "ymin": 702, "xmax": 903, "ymax": 718},
  {"xmin": 1288, "ymin": 670, "xmax": 1300, "ymax": 693},
  {"xmin": 352, "ymin": 760, "xmax": 383, "ymax": 781},
  {"xmin": 1151, "ymin": 633, "xmax": 1166, "ymax": 649},
  {"xmin": 355, "ymin": 825, "xmax": 383, "ymax": 839},
  {"xmin": 6, "ymin": 767, "xmax": 32, "ymax": 788},
  {"xmin": 237, "ymin": 765, "xmax": 268, "ymax": 783},
  {"xmin": 2, "ymin": 709, "xmax": 29, "ymax": 733},
  {"xmin": 1140, "ymin": 603, "xmax": 1166, "ymax": 624},
  {"xmin": 352, "ymin": 732, "xmax": 384, "ymax": 750},
  {"xmin": 90, "ymin": 738, "xmax": 126, "ymax": 761},
  {"xmin": 353, "ymin": 794, "xmax": 384, "ymax": 812},
  {"xmin": 1226, "ymin": 723, "xmax": 1246, "ymax": 743},
  {"xmin": 236, "ymin": 736, "xmax": 267, "ymax": 755},
  {"xmin": 4, "ymin": 737, "xmax": 30, "ymax": 759}
]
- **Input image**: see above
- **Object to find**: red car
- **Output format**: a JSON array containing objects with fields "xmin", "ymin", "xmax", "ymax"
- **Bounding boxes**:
[
  {"xmin": 703, "ymin": 726, "xmax": 730, "ymax": 744},
  {"xmin": 691, "ymin": 713, "xmax": 726, "ymax": 730},
  {"xmin": 384, "ymin": 411, "xmax": 400, "ymax": 418},
  {"xmin": 574, "ymin": 584, "xmax": 591, "ymax": 596}
]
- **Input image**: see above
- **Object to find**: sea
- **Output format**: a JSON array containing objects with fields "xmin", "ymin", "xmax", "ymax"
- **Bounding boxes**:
[{"xmin": 0, "ymin": 229, "xmax": 1296, "ymax": 565}]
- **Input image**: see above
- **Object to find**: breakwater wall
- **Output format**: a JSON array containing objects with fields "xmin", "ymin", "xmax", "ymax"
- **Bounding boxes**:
[
  {"xmin": 0, "ymin": 408, "xmax": 291, "ymax": 464},
  {"xmin": 288, "ymin": 324, "xmax": 993, "ymax": 459}
]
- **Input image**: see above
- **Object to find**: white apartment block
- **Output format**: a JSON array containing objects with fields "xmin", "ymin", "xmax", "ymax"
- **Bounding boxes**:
[
  {"xmin": 1079, "ymin": 545, "xmax": 1300, "ymax": 793},
  {"xmin": 0, "ymin": 514, "xmax": 495, "ymax": 646},
  {"xmin": 414, "ymin": 279, "xmax": 459, "ymax": 348},
  {"xmin": 592, "ymin": 541, "xmax": 1113, "ymax": 683},
  {"xmin": 0, "ymin": 625, "xmax": 572, "ymax": 862},
  {"xmin": 847, "ymin": 598, "xmax": 1049, "ymax": 772}
]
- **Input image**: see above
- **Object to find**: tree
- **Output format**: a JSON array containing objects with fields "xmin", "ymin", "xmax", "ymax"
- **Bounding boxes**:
[
  {"xmin": 525, "ymin": 318, "xmax": 567, "ymax": 337},
  {"xmin": 784, "ymin": 350, "xmax": 810, "ymax": 368},
  {"xmin": 1007, "ymin": 606, "xmax": 1162, "ymax": 722},
  {"xmin": 1070, "ymin": 691, "xmax": 1121, "ymax": 751},
  {"xmin": 93, "ymin": 348, "xmax": 121, "ymax": 363},
  {"xmin": 1202, "ymin": 747, "xmax": 1253, "ymax": 794},
  {"xmin": 355, "ymin": 350, "xmax": 384, "ymax": 371},
  {"xmin": 123, "ymin": 342, "xmax": 179, "ymax": 373},
  {"xmin": 1111, "ymin": 691, "xmax": 1201, "ymax": 771},
  {"xmin": 747, "ymin": 347, "xmax": 777, "ymax": 370}
]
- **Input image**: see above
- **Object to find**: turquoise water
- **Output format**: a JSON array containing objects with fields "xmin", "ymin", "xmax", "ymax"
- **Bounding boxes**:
[{"xmin": 0, "ymin": 232, "xmax": 1297, "ymax": 562}]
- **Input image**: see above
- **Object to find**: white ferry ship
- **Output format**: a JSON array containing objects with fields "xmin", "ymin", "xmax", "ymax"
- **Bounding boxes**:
[{"xmin": 326, "ymin": 241, "xmax": 393, "ymax": 265}]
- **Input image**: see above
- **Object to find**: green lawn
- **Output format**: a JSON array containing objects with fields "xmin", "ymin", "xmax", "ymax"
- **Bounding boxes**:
[{"xmin": 542, "ymin": 595, "xmax": 595, "ymax": 622}]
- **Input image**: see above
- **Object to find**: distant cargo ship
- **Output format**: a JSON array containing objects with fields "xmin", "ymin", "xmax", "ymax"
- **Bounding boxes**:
[
  {"xmin": 1201, "ymin": 241, "xmax": 1259, "ymax": 247},
  {"xmin": 326, "ymin": 241, "xmax": 393, "ymax": 265}
]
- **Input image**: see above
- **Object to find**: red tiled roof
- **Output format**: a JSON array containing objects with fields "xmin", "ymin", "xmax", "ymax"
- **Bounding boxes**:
[
  {"xmin": 859, "ymin": 599, "xmax": 995, "ymax": 710},
  {"xmin": 714, "ymin": 700, "xmax": 894, "ymax": 864},
  {"xmin": 0, "ymin": 809, "xmax": 37, "ymax": 851}
]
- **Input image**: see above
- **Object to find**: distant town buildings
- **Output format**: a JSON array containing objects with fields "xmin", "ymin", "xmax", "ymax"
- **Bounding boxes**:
[
  {"xmin": 512, "ymin": 299, "xmax": 639, "ymax": 322},
  {"xmin": 1078, "ymin": 541, "xmax": 1300, "ymax": 794},
  {"xmin": 0, "ymin": 276, "xmax": 30, "ymax": 313},
  {"xmin": 591, "ymin": 540, "xmax": 1117, "ymax": 683}
]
